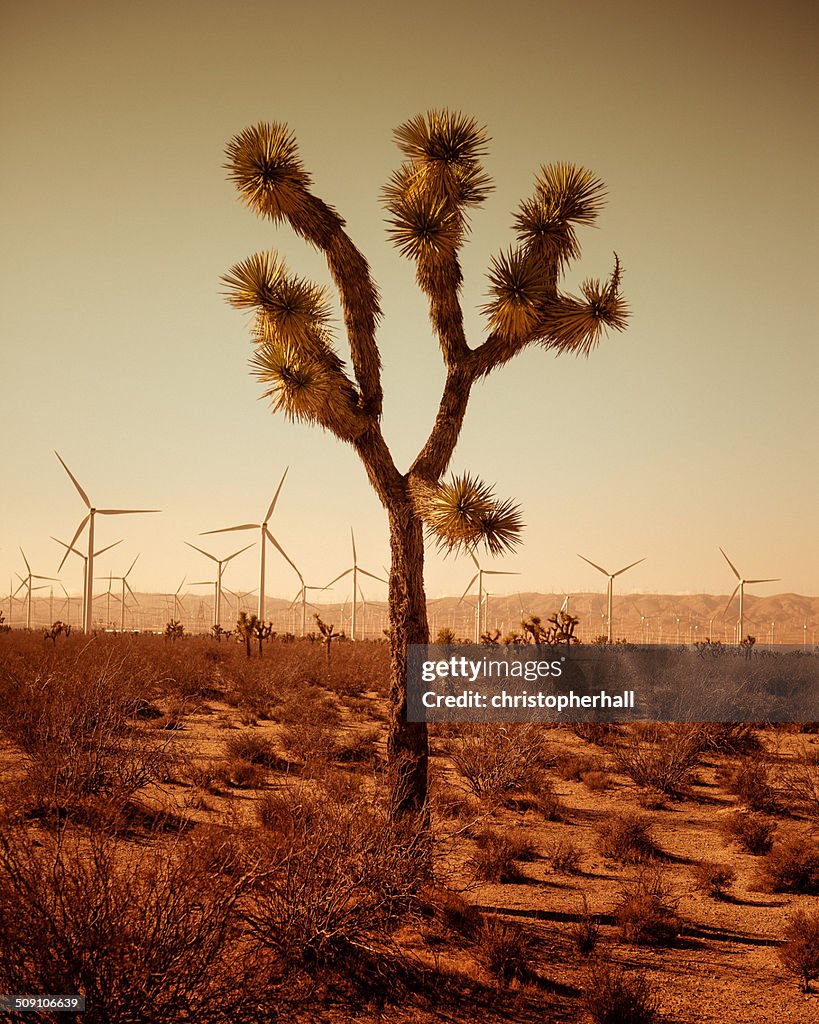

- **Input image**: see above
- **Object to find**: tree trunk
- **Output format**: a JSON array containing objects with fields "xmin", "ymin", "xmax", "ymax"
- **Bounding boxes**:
[{"xmin": 386, "ymin": 499, "xmax": 430, "ymax": 820}]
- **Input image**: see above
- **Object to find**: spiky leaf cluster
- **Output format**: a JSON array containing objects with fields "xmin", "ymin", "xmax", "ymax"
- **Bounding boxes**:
[
  {"xmin": 383, "ymin": 110, "xmax": 492, "ymax": 265},
  {"xmin": 482, "ymin": 248, "xmax": 547, "ymax": 341},
  {"xmin": 225, "ymin": 123, "xmax": 312, "ymax": 222},
  {"xmin": 413, "ymin": 473, "xmax": 523, "ymax": 556},
  {"xmin": 539, "ymin": 256, "xmax": 629, "ymax": 356}
]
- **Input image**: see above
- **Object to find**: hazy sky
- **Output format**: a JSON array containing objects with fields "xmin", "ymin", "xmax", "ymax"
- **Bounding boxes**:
[{"xmin": 2, "ymin": 0, "xmax": 817, "ymax": 604}]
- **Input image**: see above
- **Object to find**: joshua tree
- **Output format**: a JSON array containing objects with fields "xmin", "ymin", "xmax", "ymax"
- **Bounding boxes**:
[
  {"xmin": 313, "ymin": 613, "xmax": 341, "ymax": 663},
  {"xmin": 223, "ymin": 111, "xmax": 628, "ymax": 817}
]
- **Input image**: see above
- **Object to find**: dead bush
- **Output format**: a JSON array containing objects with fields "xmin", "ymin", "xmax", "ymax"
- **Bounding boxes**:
[
  {"xmin": 616, "ymin": 868, "xmax": 681, "ymax": 946},
  {"xmin": 555, "ymin": 753, "xmax": 598, "ymax": 781},
  {"xmin": 759, "ymin": 837, "xmax": 819, "ymax": 894},
  {"xmin": 476, "ymin": 918, "xmax": 534, "ymax": 987},
  {"xmin": 598, "ymin": 812, "xmax": 658, "ymax": 863},
  {"xmin": 544, "ymin": 838, "xmax": 583, "ymax": 874},
  {"xmin": 778, "ymin": 910, "xmax": 819, "ymax": 991},
  {"xmin": 570, "ymin": 894, "xmax": 601, "ymax": 956},
  {"xmin": 612, "ymin": 723, "xmax": 701, "ymax": 795},
  {"xmin": 720, "ymin": 810, "xmax": 776, "ymax": 855},
  {"xmin": 585, "ymin": 963, "xmax": 658, "ymax": 1024},
  {"xmin": 692, "ymin": 860, "xmax": 736, "ymax": 898},
  {"xmin": 470, "ymin": 829, "xmax": 533, "ymax": 883},
  {"xmin": 721, "ymin": 761, "xmax": 781, "ymax": 813},
  {"xmin": 449, "ymin": 724, "xmax": 551, "ymax": 801}
]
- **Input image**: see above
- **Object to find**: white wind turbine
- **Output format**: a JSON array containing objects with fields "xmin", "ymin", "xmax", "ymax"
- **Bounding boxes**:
[
  {"xmin": 200, "ymin": 468, "xmax": 298, "ymax": 621},
  {"xmin": 458, "ymin": 549, "xmax": 518, "ymax": 644},
  {"xmin": 185, "ymin": 542, "xmax": 253, "ymax": 628},
  {"xmin": 101, "ymin": 555, "xmax": 141, "ymax": 632},
  {"xmin": 170, "ymin": 577, "xmax": 188, "ymax": 622},
  {"xmin": 577, "ymin": 554, "xmax": 645, "ymax": 643},
  {"xmin": 719, "ymin": 547, "xmax": 780, "ymax": 645},
  {"xmin": 55, "ymin": 452, "xmax": 160, "ymax": 633},
  {"xmin": 290, "ymin": 574, "xmax": 329, "ymax": 637},
  {"xmin": 14, "ymin": 549, "xmax": 58, "ymax": 629},
  {"xmin": 325, "ymin": 529, "xmax": 386, "ymax": 641},
  {"xmin": 52, "ymin": 536, "xmax": 122, "ymax": 632}
]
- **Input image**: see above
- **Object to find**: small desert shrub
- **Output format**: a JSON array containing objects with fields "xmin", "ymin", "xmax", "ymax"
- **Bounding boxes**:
[
  {"xmin": 583, "ymin": 770, "xmax": 613, "ymax": 792},
  {"xmin": 613, "ymin": 723, "xmax": 701, "ymax": 794},
  {"xmin": 697, "ymin": 722, "xmax": 762, "ymax": 755},
  {"xmin": 722, "ymin": 761, "xmax": 780, "ymax": 813},
  {"xmin": 720, "ymin": 810, "xmax": 776, "ymax": 854},
  {"xmin": 476, "ymin": 918, "xmax": 534, "ymax": 987},
  {"xmin": 555, "ymin": 753, "xmax": 598, "ymax": 781},
  {"xmin": 572, "ymin": 721, "xmax": 619, "ymax": 746},
  {"xmin": 223, "ymin": 759, "xmax": 266, "ymax": 789},
  {"xmin": 598, "ymin": 812, "xmax": 658, "ymax": 863},
  {"xmin": 188, "ymin": 759, "xmax": 225, "ymax": 794},
  {"xmin": 280, "ymin": 718, "xmax": 339, "ymax": 766},
  {"xmin": 585, "ymin": 963, "xmax": 658, "ymax": 1024},
  {"xmin": 224, "ymin": 732, "xmax": 282, "ymax": 768},
  {"xmin": 416, "ymin": 886, "xmax": 484, "ymax": 940},
  {"xmin": 570, "ymin": 893, "xmax": 601, "ymax": 956},
  {"xmin": 430, "ymin": 782, "xmax": 479, "ymax": 821},
  {"xmin": 470, "ymin": 829, "xmax": 532, "ymax": 883},
  {"xmin": 692, "ymin": 860, "xmax": 736, "ymax": 898},
  {"xmin": 449, "ymin": 724, "xmax": 551, "ymax": 801},
  {"xmin": 778, "ymin": 910, "xmax": 819, "ymax": 991},
  {"xmin": 616, "ymin": 869, "xmax": 681, "ymax": 946},
  {"xmin": 760, "ymin": 837, "xmax": 819, "ymax": 894},
  {"xmin": 334, "ymin": 727, "xmax": 381, "ymax": 765},
  {"xmin": 545, "ymin": 838, "xmax": 583, "ymax": 874}
]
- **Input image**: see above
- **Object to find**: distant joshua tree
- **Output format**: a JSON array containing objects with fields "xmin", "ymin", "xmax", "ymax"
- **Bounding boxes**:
[{"xmin": 223, "ymin": 111, "xmax": 628, "ymax": 817}]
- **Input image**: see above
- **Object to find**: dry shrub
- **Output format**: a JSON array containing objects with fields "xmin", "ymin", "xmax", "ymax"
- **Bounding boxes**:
[
  {"xmin": 334, "ymin": 726, "xmax": 381, "ymax": 765},
  {"xmin": 570, "ymin": 894, "xmax": 601, "ymax": 955},
  {"xmin": 545, "ymin": 838, "xmax": 583, "ymax": 874},
  {"xmin": 555, "ymin": 753, "xmax": 598, "ymax": 781},
  {"xmin": 616, "ymin": 868, "xmax": 681, "ymax": 946},
  {"xmin": 721, "ymin": 761, "xmax": 781, "ymax": 813},
  {"xmin": 778, "ymin": 910, "xmax": 819, "ymax": 991},
  {"xmin": 224, "ymin": 732, "xmax": 283, "ymax": 769},
  {"xmin": 429, "ymin": 781, "xmax": 479, "ymax": 821},
  {"xmin": 583, "ymin": 770, "xmax": 612, "ymax": 792},
  {"xmin": 598, "ymin": 812, "xmax": 658, "ymax": 863},
  {"xmin": 781, "ymin": 749, "xmax": 819, "ymax": 817},
  {"xmin": 759, "ymin": 836, "xmax": 819, "ymax": 894},
  {"xmin": 612, "ymin": 723, "xmax": 702, "ymax": 795},
  {"xmin": 585, "ymin": 963, "xmax": 658, "ymax": 1024},
  {"xmin": 476, "ymin": 918, "xmax": 534, "ymax": 987},
  {"xmin": 0, "ymin": 824, "xmax": 264, "ymax": 1023},
  {"xmin": 692, "ymin": 860, "xmax": 736, "ymax": 898},
  {"xmin": 415, "ymin": 885, "xmax": 484, "ymax": 940},
  {"xmin": 720, "ymin": 810, "xmax": 777, "ymax": 855},
  {"xmin": 449, "ymin": 723, "xmax": 551, "ymax": 801},
  {"xmin": 572, "ymin": 721, "xmax": 620, "ymax": 746},
  {"xmin": 697, "ymin": 722, "xmax": 762, "ymax": 756},
  {"xmin": 470, "ymin": 829, "xmax": 533, "ymax": 883},
  {"xmin": 244, "ymin": 789, "xmax": 428, "ymax": 969}
]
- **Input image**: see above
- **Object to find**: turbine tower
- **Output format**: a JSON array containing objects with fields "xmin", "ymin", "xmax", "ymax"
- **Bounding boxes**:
[
  {"xmin": 577, "ymin": 554, "xmax": 645, "ymax": 643},
  {"xmin": 52, "ymin": 536, "xmax": 122, "ymax": 632},
  {"xmin": 200, "ymin": 468, "xmax": 298, "ymax": 620},
  {"xmin": 719, "ymin": 547, "xmax": 780, "ymax": 645},
  {"xmin": 458, "ymin": 549, "xmax": 518, "ymax": 643},
  {"xmin": 101, "ymin": 554, "xmax": 140, "ymax": 632},
  {"xmin": 185, "ymin": 542, "xmax": 253, "ymax": 628},
  {"xmin": 14, "ymin": 549, "xmax": 57, "ymax": 629},
  {"xmin": 325, "ymin": 529, "xmax": 386, "ymax": 641},
  {"xmin": 55, "ymin": 452, "xmax": 160, "ymax": 633}
]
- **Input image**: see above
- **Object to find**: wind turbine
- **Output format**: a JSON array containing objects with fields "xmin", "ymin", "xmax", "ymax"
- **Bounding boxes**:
[
  {"xmin": 101, "ymin": 555, "xmax": 140, "ymax": 632},
  {"xmin": 290, "ymin": 577, "xmax": 329, "ymax": 637},
  {"xmin": 52, "ymin": 536, "xmax": 122, "ymax": 632},
  {"xmin": 458, "ymin": 549, "xmax": 518, "ymax": 643},
  {"xmin": 719, "ymin": 547, "xmax": 780, "ymax": 645},
  {"xmin": 14, "ymin": 549, "xmax": 58, "ymax": 629},
  {"xmin": 325, "ymin": 529, "xmax": 386, "ymax": 641},
  {"xmin": 55, "ymin": 452, "xmax": 160, "ymax": 633},
  {"xmin": 171, "ymin": 577, "xmax": 188, "ymax": 621},
  {"xmin": 200, "ymin": 468, "xmax": 298, "ymax": 621},
  {"xmin": 577, "ymin": 554, "xmax": 645, "ymax": 643},
  {"xmin": 185, "ymin": 542, "xmax": 253, "ymax": 628}
]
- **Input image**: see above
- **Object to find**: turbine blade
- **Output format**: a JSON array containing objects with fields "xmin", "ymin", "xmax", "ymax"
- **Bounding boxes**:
[
  {"xmin": 484, "ymin": 570, "xmax": 520, "ymax": 576},
  {"xmin": 201, "ymin": 524, "xmax": 258, "ymax": 534},
  {"xmin": 358, "ymin": 569, "xmax": 387, "ymax": 584},
  {"xmin": 264, "ymin": 528, "xmax": 301, "ymax": 579},
  {"xmin": 31, "ymin": 574, "xmax": 59, "ymax": 582},
  {"xmin": 97, "ymin": 508, "xmax": 160, "ymax": 515},
  {"xmin": 19, "ymin": 548, "xmax": 33, "ymax": 574},
  {"xmin": 125, "ymin": 554, "xmax": 139, "ymax": 578},
  {"xmin": 55, "ymin": 451, "xmax": 91, "ymax": 508},
  {"xmin": 719, "ymin": 547, "xmax": 741, "ymax": 580},
  {"xmin": 351, "ymin": 528, "xmax": 357, "ymax": 564},
  {"xmin": 224, "ymin": 543, "xmax": 254, "ymax": 563},
  {"xmin": 125, "ymin": 581, "xmax": 139, "ymax": 604},
  {"xmin": 613, "ymin": 558, "xmax": 645, "ymax": 577},
  {"xmin": 325, "ymin": 568, "xmax": 353, "ymax": 588},
  {"xmin": 175, "ymin": 577, "xmax": 186, "ymax": 595},
  {"xmin": 745, "ymin": 578, "xmax": 780, "ymax": 585},
  {"xmin": 59, "ymin": 515, "xmax": 90, "ymax": 570},
  {"xmin": 185, "ymin": 542, "xmax": 218, "ymax": 562},
  {"xmin": 458, "ymin": 574, "xmax": 479, "ymax": 604},
  {"xmin": 468, "ymin": 548, "xmax": 481, "ymax": 571},
  {"xmin": 263, "ymin": 467, "xmax": 289, "ymax": 523},
  {"xmin": 724, "ymin": 584, "xmax": 740, "ymax": 617},
  {"xmin": 577, "ymin": 554, "xmax": 609, "ymax": 576},
  {"xmin": 94, "ymin": 539, "xmax": 123, "ymax": 558}
]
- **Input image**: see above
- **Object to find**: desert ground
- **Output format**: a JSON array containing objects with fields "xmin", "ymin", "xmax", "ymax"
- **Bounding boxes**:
[{"xmin": 0, "ymin": 630, "xmax": 817, "ymax": 1023}]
